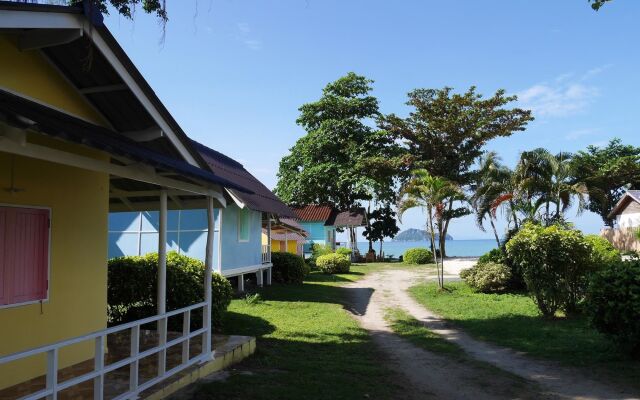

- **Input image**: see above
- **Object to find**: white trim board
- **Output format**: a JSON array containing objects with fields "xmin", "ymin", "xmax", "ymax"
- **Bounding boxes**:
[{"xmin": 0, "ymin": 8, "xmax": 199, "ymax": 167}]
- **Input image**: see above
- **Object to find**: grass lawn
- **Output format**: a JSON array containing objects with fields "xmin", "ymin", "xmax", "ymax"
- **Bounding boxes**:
[
  {"xmin": 192, "ymin": 263, "xmax": 409, "ymax": 400},
  {"xmin": 384, "ymin": 308, "xmax": 463, "ymax": 357},
  {"xmin": 409, "ymin": 281, "xmax": 640, "ymax": 389}
]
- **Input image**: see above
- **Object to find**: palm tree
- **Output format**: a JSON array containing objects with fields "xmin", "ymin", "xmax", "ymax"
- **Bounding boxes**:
[
  {"xmin": 471, "ymin": 152, "xmax": 511, "ymax": 246},
  {"xmin": 514, "ymin": 149, "xmax": 587, "ymax": 223},
  {"xmin": 398, "ymin": 169, "xmax": 460, "ymax": 289}
]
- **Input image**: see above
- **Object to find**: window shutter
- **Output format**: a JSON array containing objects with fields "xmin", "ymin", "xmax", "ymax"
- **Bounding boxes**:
[
  {"xmin": 0, "ymin": 208, "xmax": 6, "ymax": 305},
  {"xmin": 1, "ymin": 207, "xmax": 50, "ymax": 306}
]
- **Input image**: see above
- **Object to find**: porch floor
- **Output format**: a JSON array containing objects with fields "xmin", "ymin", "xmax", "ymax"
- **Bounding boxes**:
[{"xmin": 0, "ymin": 331, "xmax": 255, "ymax": 400}]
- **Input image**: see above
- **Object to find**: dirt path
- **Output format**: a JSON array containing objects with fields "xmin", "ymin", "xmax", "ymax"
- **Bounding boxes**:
[{"xmin": 345, "ymin": 269, "xmax": 638, "ymax": 400}]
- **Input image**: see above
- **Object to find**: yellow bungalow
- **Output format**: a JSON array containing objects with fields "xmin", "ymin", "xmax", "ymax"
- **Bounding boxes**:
[
  {"xmin": 0, "ymin": 2, "xmax": 254, "ymax": 398},
  {"xmin": 262, "ymin": 218, "xmax": 308, "ymax": 257}
]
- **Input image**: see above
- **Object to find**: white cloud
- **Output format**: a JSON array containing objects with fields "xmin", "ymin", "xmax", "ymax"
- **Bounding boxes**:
[
  {"xmin": 581, "ymin": 64, "xmax": 613, "ymax": 81},
  {"xmin": 235, "ymin": 22, "xmax": 261, "ymax": 50},
  {"xmin": 516, "ymin": 66, "xmax": 611, "ymax": 118},
  {"xmin": 564, "ymin": 128, "xmax": 599, "ymax": 140},
  {"xmin": 237, "ymin": 22, "xmax": 251, "ymax": 34},
  {"xmin": 243, "ymin": 39, "xmax": 262, "ymax": 50}
]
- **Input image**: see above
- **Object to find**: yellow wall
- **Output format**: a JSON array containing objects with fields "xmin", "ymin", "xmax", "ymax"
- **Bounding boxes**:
[
  {"xmin": 0, "ymin": 146, "xmax": 109, "ymax": 389},
  {"xmin": 287, "ymin": 240, "xmax": 298, "ymax": 254},
  {"xmin": 0, "ymin": 34, "xmax": 111, "ymax": 389},
  {"xmin": 0, "ymin": 35, "xmax": 106, "ymax": 125}
]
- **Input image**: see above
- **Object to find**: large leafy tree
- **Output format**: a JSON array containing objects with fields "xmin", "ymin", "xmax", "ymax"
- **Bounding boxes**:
[
  {"xmin": 380, "ymin": 87, "xmax": 533, "ymax": 255},
  {"xmin": 276, "ymin": 73, "xmax": 403, "ymax": 245},
  {"xmin": 71, "ymin": 0, "xmax": 168, "ymax": 21},
  {"xmin": 570, "ymin": 139, "xmax": 640, "ymax": 227}
]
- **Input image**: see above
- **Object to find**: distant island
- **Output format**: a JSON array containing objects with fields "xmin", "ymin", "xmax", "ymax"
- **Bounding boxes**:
[{"xmin": 392, "ymin": 228, "xmax": 453, "ymax": 242}]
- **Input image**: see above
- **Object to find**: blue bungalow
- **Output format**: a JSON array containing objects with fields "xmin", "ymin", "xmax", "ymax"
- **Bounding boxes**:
[
  {"xmin": 109, "ymin": 142, "xmax": 295, "ymax": 291},
  {"xmin": 293, "ymin": 205, "xmax": 367, "ymax": 256}
]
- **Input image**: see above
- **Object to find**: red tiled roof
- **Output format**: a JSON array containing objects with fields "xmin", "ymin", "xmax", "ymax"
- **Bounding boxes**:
[{"xmin": 293, "ymin": 205, "xmax": 335, "ymax": 222}]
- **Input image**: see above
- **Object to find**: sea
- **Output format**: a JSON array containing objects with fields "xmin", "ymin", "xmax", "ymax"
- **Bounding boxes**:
[{"xmin": 355, "ymin": 239, "xmax": 497, "ymax": 258}]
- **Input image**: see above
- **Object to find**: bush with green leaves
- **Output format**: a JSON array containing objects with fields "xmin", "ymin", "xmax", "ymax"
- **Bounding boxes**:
[
  {"xmin": 336, "ymin": 247, "xmax": 353, "ymax": 257},
  {"xmin": 403, "ymin": 248, "xmax": 433, "ymax": 265},
  {"xmin": 316, "ymin": 253, "xmax": 351, "ymax": 274},
  {"xmin": 108, "ymin": 252, "xmax": 233, "ymax": 330},
  {"xmin": 460, "ymin": 262, "xmax": 512, "ymax": 293},
  {"xmin": 586, "ymin": 260, "xmax": 640, "ymax": 357},
  {"xmin": 307, "ymin": 243, "xmax": 334, "ymax": 269},
  {"xmin": 506, "ymin": 223, "xmax": 596, "ymax": 316},
  {"xmin": 478, "ymin": 248, "xmax": 506, "ymax": 265},
  {"xmin": 271, "ymin": 252, "xmax": 307, "ymax": 284},
  {"xmin": 584, "ymin": 235, "xmax": 621, "ymax": 267}
]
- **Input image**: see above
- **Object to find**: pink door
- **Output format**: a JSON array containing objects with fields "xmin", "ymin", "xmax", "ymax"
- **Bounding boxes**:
[{"xmin": 0, "ymin": 206, "xmax": 50, "ymax": 306}]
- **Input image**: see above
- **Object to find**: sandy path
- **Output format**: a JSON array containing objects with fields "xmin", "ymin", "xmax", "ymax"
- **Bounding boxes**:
[
  {"xmin": 345, "ymin": 269, "xmax": 638, "ymax": 400},
  {"xmin": 345, "ymin": 269, "xmax": 551, "ymax": 400}
]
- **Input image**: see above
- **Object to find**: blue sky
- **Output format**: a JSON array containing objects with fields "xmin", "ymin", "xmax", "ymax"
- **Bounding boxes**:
[{"xmin": 104, "ymin": 0, "xmax": 640, "ymax": 240}]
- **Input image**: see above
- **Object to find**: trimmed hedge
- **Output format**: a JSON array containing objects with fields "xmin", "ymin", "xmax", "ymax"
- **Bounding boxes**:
[
  {"xmin": 317, "ymin": 253, "xmax": 351, "ymax": 274},
  {"xmin": 271, "ymin": 252, "xmax": 307, "ymax": 284},
  {"xmin": 460, "ymin": 262, "xmax": 512, "ymax": 293},
  {"xmin": 108, "ymin": 252, "xmax": 233, "ymax": 330},
  {"xmin": 586, "ymin": 260, "xmax": 640, "ymax": 357},
  {"xmin": 336, "ymin": 247, "xmax": 353, "ymax": 257},
  {"xmin": 403, "ymin": 248, "xmax": 433, "ymax": 265}
]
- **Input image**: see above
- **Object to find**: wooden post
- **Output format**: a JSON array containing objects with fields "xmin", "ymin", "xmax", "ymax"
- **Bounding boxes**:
[
  {"xmin": 157, "ymin": 189, "xmax": 167, "ymax": 376},
  {"xmin": 203, "ymin": 196, "xmax": 215, "ymax": 360}
]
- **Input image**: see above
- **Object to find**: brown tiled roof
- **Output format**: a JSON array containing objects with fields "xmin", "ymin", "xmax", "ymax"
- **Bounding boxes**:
[
  {"xmin": 193, "ymin": 141, "xmax": 295, "ymax": 218},
  {"xmin": 293, "ymin": 205, "xmax": 335, "ymax": 223},
  {"xmin": 328, "ymin": 208, "xmax": 367, "ymax": 227}
]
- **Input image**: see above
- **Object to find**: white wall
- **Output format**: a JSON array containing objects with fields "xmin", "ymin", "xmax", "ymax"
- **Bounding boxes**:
[{"xmin": 617, "ymin": 212, "xmax": 640, "ymax": 228}]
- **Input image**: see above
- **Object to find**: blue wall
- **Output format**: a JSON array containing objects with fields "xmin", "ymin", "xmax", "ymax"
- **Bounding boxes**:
[
  {"xmin": 108, "ymin": 210, "xmax": 220, "ymax": 265},
  {"xmin": 298, "ymin": 221, "xmax": 335, "ymax": 252},
  {"xmin": 219, "ymin": 204, "xmax": 262, "ymax": 270},
  {"xmin": 108, "ymin": 205, "xmax": 263, "ymax": 272}
]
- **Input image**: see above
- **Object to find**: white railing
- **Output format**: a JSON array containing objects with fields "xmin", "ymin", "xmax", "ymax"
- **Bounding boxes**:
[
  {"xmin": 0, "ymin": 301, "xmax": 210, "ymax": 400},
  {"xmin": 262, "ymin": 244, "xmax": 271, "ymax": 263}
]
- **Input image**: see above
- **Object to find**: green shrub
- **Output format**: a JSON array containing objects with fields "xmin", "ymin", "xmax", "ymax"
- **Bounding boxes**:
[
  {"xmin": 108, "ymin": 252, "xmax": 233, "ymax": 330},
  {"xmin": 271, "ymin": 252, "xmax": 307, "ymax": 284},
  {"xmin": 461, "ymin": 262, "xmax": 512, "ymax": 293},
  {"xmin": 308, "ymin": 243, "xmax": 334, "ymax": 269},
  {"xmin": 316, "ymin": 253, "xmax": 351, "ymax": 274},
  {"xmin": 586, "ymin": 260, "xmax": 640, "ymax": 357},
  {"xmin": 506, "ymin": 223, "xmax": 595, "ymax": 316},
  {"xmin": 584, "ymin": 235, "xmax": 621, "ymax": 267},
  {"xmin": 478, "ymin": 248, "xmax": 505, "ymax": 265},
  {"xmin": 336, "ymin": 247, "xmax": 353, "ymax": 257},
  {"xmin": 403, "ymin": 248, "xmax": 433, "ymax": 265}
]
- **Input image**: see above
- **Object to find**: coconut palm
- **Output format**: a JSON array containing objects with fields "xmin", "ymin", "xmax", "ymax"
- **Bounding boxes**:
[
  {"xmin": 471, "ymin": 152, "xmax": 513, "ymax": 246},
  {"xmin": 398, "ymin": 169, "xmax": 460, "ymax": 289}
]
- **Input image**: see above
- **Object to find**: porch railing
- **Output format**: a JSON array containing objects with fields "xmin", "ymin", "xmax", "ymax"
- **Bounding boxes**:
[
  {"xmin": 0, "ymin": 301, "xmax": 210, "ymax": 400},
  {"xmin": 261, "ymin": 244, "xmax": 271, "ymax": 263}
]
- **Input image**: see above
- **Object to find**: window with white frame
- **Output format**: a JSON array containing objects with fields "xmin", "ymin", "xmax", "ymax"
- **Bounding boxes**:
[
  {"xmin": 108, "ymin": 209, "xmax": 219, "ymax": 262},
  {"xmin": 238, "ymin": 208, "xmax": 250, "ymax": 242},
  {"xmin": 0, "ymin": 206, "xmax": 50, "ymax": 307}
]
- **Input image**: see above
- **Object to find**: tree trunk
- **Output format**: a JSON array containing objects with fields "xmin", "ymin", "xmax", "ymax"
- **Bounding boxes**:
[
  {"xmin": 440, "ymin": 200, "xmax": 454, "ymax": 258},
  {"xmin": 509, "ymin": 200, "xmax": 519, "ymax": 230},
  {"xmin": 489, "ymin": 217, "xmax": 501, "ymax": 247},
  {"xmin": 426, "ymin": 207, "xmax": 440, "ymax": 287},
  {"xmin": 437, "ymin": 218, "xmax": 446, "ymax": 289},
  {"xmin": 379, "ymin": 239, "xmax": 383, "ymax": 261}
]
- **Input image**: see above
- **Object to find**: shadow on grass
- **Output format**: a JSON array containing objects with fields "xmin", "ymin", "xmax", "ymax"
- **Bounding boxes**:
[{"xmin": 194, "ymin": 281, "xmax": 402, "ymax": 400}]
